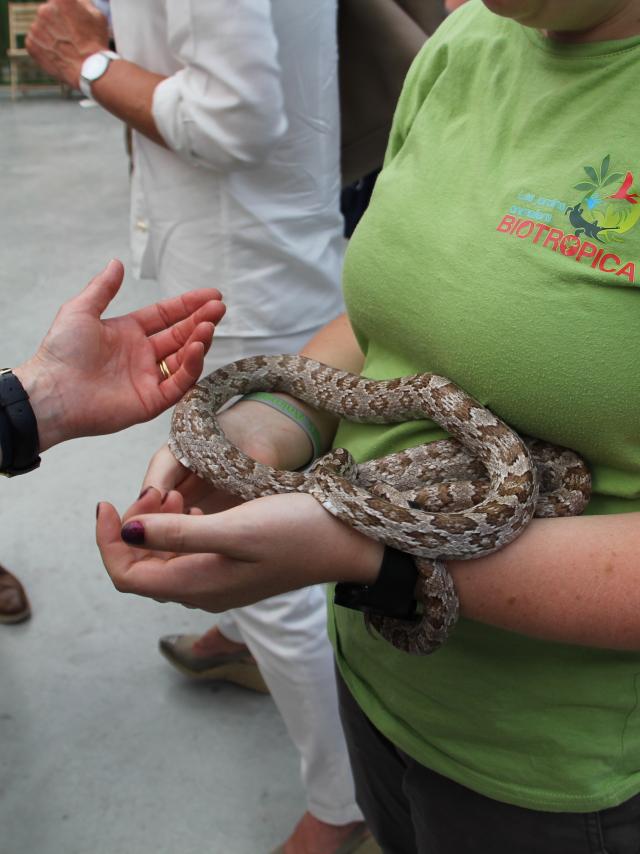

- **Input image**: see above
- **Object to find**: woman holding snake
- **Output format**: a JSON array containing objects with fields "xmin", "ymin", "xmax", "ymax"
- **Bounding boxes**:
[{"xmin": 97, "ymin": 1, "xmax": 640, "ymax": 851}]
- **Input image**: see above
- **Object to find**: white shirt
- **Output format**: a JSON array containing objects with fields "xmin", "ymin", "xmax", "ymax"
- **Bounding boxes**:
[{"xmin": 109, "ymin": 0, "xmax": 344, "ymax": 338}]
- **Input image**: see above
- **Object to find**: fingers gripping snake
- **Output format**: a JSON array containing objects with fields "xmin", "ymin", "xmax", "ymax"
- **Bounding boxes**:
[{"xmin": 169, "ymin": 355, "xmax": 591, "ymax": 655}]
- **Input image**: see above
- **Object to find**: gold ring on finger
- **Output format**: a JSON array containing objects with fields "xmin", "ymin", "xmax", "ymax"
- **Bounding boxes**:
[{"xmin": 158, "ymin": 359, "xmax": 171, "ymax": 381}]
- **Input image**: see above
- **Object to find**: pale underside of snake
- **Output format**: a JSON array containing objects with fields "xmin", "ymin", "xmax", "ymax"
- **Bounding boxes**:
[{"xmin": 169, "ymin": 355, "xmax": 591, "ymax": 655}]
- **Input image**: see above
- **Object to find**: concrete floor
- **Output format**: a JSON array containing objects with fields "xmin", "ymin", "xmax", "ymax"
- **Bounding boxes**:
[{"xmin": 0, "ymin": 95, "xmax": 304, "ymax": 854}]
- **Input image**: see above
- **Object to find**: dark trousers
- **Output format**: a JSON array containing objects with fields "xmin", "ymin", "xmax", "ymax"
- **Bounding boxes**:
[{"xmin": 336, "ymin": 670, "xmax": 640, "ymax": 854}]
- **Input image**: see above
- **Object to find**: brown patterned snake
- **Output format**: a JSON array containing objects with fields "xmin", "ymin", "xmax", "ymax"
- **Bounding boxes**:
[{"xmin": 169, "ymin": 355, "xmax": 591, "ymax": 655}]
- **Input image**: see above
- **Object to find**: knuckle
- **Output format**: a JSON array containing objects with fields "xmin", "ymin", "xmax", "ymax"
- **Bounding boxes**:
[{"xmin": 166, "ymin": 518, "xmax": 185, "ymax": 552}]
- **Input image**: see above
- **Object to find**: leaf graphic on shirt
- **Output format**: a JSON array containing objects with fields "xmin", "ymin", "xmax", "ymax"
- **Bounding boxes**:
[
  {"xmin": 602, "ymin": 172, "xmax": 624, "ymax": 187},
  {"xmin": 584, "ymin": 165, "xmax": 599, "ymax": 183},
  {"xmin": 574, "ymin": 157, "xmax": 621, "ymax": 196}
]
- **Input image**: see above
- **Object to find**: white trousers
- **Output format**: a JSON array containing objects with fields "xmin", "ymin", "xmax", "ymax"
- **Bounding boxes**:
[{"xmin": 203, "ymin": 330, "xmax": 362, "ymax": 826}]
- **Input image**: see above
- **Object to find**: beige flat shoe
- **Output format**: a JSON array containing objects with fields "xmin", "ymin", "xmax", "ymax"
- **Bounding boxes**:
[
  {"xmin": 158, "ymin": 634, "xmax": 269, "ymax": 694},
  {"xmin": 269, "ymin": 824, "xmax": 381, "ymax": 854}
]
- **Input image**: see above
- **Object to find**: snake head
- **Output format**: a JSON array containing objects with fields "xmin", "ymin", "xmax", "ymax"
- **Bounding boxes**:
[{"xmin": 307, "ymin": 447, "xmax": 358, "ymax": 479}]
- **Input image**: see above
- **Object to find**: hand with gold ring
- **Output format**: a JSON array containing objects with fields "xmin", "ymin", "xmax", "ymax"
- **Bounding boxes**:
[{"xmin": 13, "ymin": 259, "xmax": 225, "ymax": 451}]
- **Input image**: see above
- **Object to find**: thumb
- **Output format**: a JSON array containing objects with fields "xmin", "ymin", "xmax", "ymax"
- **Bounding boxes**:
[
  {"xmin": 120, "ymin": 511, "xmax": 240, "ymax": 556},
  {"xmin": 77, "ymin": 259, "xmax": 125, "ymax": 317},
  {"xmin": 96, "ymin": 500, "xmax": 127, "ymax": 553}
]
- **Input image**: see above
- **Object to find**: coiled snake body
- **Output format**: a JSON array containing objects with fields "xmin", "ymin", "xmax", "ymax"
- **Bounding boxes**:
[{"xmin": 169, "ymin": 355, "xmax": 591, "ymax": 655}]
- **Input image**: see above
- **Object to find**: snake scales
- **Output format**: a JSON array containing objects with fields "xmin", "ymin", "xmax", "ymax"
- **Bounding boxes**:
[{"xmin": 169, "ymin": 354, "xmax": 591, "ymax": 655}]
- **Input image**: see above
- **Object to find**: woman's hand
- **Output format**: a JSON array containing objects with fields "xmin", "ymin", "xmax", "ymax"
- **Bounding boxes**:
[
  {"xmin": 132, "ymin": 444, "xmax": 242, "ymax": 516},
  {"xmin": 14, "ymin": 259, "xmax": 225, "ymax": 451},
  {"xmin": 96, "ymin": 488, "xmax": 383, "ymax": 612}
]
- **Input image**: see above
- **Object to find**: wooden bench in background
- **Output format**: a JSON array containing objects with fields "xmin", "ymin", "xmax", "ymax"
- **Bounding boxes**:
[{"xmin": 7, "ymin": 2, "xmax": 69, "ymax": 99}]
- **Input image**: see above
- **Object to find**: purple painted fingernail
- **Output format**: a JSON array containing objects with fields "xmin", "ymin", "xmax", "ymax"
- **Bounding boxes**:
[{"xmin": 121, "ymin": 521, "xmax": 145, "ymax": 545}]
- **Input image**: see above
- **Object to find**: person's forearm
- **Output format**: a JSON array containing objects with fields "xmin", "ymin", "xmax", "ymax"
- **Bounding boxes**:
[
  {"xmin": 0, "ymin": 360, "xmax": 68, "ymax": 466},
  {"xmin": 25, "ymin": 2, "xmax": 166, "ymax": 147},
  {"xmin": 250, "ymin": 314, "xmax": 365, "ymax": 470},
  {"xmin": 12, "ymin": 358, "xmax": 65, "ymax": 453},
  {"xmin": 448, "ymin": 512, "xmax": 640, "ymax": 650},
  {"xmin": 27, "ymin": 0, "xmax": 292, "ymax": 164},
  {"xmin": 89, "ymin": 60, "xmax": 167, "ymax": 148},
  {"xmin": 300, "ymin": 321, "xmax": 639, "ymax": 653}
]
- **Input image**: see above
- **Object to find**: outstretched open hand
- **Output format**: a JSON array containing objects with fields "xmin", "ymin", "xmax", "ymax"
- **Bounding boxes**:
[{"xmin": 15, "ymin": 259, "xmax": 225, "ymax": 450}]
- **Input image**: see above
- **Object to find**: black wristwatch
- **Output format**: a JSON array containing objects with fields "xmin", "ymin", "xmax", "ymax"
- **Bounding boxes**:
[
  {"xmin": 334, "ymin": 546, "xmax": 419, "ymax": 620},
  {"xmin": 0, "ymin": 369, "xmax": 41, "ymax": 477}
]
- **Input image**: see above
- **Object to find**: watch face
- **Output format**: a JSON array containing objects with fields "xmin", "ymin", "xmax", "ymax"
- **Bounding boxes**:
[{"xmin": 82, "ymin": 52, "xmax": 110, "ymax": 82}]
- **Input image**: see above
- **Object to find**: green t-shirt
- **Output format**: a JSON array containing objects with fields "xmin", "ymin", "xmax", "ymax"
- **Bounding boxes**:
[{"xmin": 329, "ymin": 1, "xmax": 640, "ymax": 812}]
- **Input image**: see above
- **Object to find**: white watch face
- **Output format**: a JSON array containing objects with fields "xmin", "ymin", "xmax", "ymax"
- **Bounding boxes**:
[{"xmin": 81, "ymin": 52, "xmax": 110, "ymax": 83}]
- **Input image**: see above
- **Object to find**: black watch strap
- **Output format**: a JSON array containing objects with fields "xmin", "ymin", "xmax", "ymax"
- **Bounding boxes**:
[
  {"xmin": 0, "ymin": 369, "xmax": 41, "ymax": 477},
  {"xmin": 334, "ymin": 546, "xmax": 419, "ymax": 621}
]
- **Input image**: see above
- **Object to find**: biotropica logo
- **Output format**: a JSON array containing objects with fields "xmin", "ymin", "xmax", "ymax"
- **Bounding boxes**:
[{"xmin": 496, "ymin": 155, "xmax": 639, "ymax": 284}]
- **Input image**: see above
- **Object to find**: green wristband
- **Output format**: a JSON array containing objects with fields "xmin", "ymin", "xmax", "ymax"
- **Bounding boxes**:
[{"xmin": 242, "ymin": 392, "xmax": 323, "ymax": 463}]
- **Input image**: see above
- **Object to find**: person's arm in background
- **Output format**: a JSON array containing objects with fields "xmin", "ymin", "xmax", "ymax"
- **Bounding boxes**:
[
  {"xmin": 26, "ymin": 0, "xmax": 287, "ymax": 167},
  {"xmin": 0, "ymin": 259, "xmax": 224, "ymax": 467}
]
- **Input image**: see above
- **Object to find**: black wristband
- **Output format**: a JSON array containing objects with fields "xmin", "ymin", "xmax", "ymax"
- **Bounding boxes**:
[
  {"xmin": 334, "ymin": 546, "xmax": 419, "ymax": 620},
  {"xmin": 0, "ymin": 369, "xmax": 41, "ymax": 477},
  {"xmin": 0, "ymin": 405, "xmax": 14, "ymax": 470}
]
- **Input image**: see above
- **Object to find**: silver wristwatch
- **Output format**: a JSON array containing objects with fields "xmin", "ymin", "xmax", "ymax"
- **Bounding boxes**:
[{"xmin": 79, "ymin": 50, "xmax": 120, "ymax": 99}]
